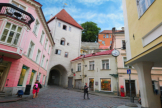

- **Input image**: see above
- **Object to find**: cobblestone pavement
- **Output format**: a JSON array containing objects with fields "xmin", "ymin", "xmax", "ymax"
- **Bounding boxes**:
[{"xmin": 0, "ymin": 86, "xmax": 138, "ymax": 108}]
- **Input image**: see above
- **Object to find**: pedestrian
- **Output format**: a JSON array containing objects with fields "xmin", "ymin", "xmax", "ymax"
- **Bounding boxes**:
[
  {"xmin": 36, "ymin": 80, "xmax": 42, "ymax": 98},
  {"xmin": 16, "ymin": 90, "xmax": 24, "ymax": 98},
  {"xmin": 32, "ymin": 82, "xmax": 38, "ymax": 99},
  {"xmin": 84, "ymin": 83, "xmax": 90, "ymax": 99}
]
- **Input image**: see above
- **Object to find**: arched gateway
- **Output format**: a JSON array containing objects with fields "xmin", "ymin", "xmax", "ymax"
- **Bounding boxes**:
[{"xmin": 48, "ymin": 65, "xmax": 67, "ymax": 87}]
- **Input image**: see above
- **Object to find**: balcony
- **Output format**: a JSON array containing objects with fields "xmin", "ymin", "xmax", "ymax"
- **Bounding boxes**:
[{"xmin": 0, "ymin": 3, "xmax": 35, "ymax": 26}]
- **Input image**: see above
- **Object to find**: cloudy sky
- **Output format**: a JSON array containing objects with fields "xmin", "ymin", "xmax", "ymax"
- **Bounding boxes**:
[{"xmin": 36, "ymin": 0, "xmax": 124, "ymax": 31}]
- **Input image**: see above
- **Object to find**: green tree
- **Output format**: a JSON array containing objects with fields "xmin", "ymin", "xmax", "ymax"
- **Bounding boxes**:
[{"xmin": 81, "ymin": 21, "xmax": 101, "ymax": 42}]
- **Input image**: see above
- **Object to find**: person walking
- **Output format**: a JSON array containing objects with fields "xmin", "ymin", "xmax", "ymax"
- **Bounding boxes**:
[
  {"xmin": 32, "ymin": 82, "xmax": 38, "ymax": 99},
  {"xmin": 36, "ymin": 80, "xmax": 42, "ymax": 98},
  {"xmin": 84, "ymin": 83, "xmax": 90, "ymax": 99}
]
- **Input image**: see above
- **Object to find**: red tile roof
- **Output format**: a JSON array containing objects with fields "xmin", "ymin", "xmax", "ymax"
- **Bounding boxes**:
[
  {"xmin": 47, "ymin": 9, "xmax": 83, "ymax": 30},
  {"xmin": 99, "ymin": 30, "xmax": 124, "ymax": 34},
  {"xmin": 71, "ymin": 50, "xmax": 113, "ymax": 61}
]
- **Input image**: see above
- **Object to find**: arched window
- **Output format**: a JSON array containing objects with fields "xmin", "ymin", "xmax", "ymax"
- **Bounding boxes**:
[{"xmin": 60, "ymin": 38, "xmax": 65, "ymax": 45}]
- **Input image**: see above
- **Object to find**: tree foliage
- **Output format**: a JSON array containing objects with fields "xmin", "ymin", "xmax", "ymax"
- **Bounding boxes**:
[{"xmin": 81, "ymin": 21, "xmax": 101, "ymax": 42}]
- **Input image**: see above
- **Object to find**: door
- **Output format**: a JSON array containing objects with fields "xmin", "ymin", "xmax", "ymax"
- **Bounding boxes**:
[
  {"xmin": 125, "ymin": 80, "xmax": 136, "ymax": 97},
  {"xmin": 75, "ymin": 79, "xmax": 82, "ymax": 89},
  {"xmin": 89, "ymin": 78, "xmax": 94, "ymax": 91},
  {"xmin": 68, "ymin": 77, "xmax": 73, "ymax": 88},
  {"xmin": 0, "ymin": 66, "xmax": 7, "ymax": 91}
]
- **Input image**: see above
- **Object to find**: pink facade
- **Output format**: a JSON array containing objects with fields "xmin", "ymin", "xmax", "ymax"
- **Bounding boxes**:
[{"xmin": 0, "ymin": 0, "xmax": 54, "ymax": 95}]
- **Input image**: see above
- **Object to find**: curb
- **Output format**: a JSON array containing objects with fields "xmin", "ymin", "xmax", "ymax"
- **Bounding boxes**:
[{"xmin": 0, "ymin": 98, "xmax": 22, "ymax": 103}]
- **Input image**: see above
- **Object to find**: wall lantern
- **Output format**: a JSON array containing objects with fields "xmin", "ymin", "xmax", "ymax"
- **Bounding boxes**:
[{"xmin": 0, "ymin": 55, "xmax": 4, "ymax": 63}]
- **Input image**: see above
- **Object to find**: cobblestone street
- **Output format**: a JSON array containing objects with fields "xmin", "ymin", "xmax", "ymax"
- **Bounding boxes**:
[{"xmin": 0, "ymin": 86, "xmax": 138, "ymax": 108}]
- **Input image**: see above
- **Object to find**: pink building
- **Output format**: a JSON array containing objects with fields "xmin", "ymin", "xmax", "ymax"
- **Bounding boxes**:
[{"xmin": 0, "ymin": 0, "xmax": 54, "ymax": 95}]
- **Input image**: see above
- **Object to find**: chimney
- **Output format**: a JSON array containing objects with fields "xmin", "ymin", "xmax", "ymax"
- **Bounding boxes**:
[{"xmin": 121, "ymin": 27, "xmax": 124, "ymax": 30}]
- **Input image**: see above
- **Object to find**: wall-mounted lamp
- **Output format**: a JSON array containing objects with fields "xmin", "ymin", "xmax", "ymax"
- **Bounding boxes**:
[
  {"xmin": 80, "ymin": 75, "xmax": 87, "ymax": 77},
  {"xmin": 0, "ymin": 55, "xmax": 4, "ymax": 63}
]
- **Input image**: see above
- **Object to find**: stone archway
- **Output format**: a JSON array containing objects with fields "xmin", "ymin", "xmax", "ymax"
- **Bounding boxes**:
[{"xmin": 48, "ymin": 64, "xmax": 67, "ymax": 87}]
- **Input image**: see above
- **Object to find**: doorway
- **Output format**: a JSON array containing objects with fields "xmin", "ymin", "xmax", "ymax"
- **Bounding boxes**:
[
  {"xmin": 75, "ymin": 79, "xmax": 82, "ymax": 89},
  {"xmin": 125, "ymin": 80, "xmax": 136, "ymax": 97},
  {"xmin": 68, "ymin": 77, "xmax": 73, "ymax": 88},
  {"xmin": 89, "ymin": 78, "xmax": 94, "ymax": 91}
]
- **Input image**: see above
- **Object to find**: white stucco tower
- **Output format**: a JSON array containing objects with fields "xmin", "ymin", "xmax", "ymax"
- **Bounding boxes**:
[{"xmin": 47, "ymin": 9, "xmax": 83, "ymax": 87}]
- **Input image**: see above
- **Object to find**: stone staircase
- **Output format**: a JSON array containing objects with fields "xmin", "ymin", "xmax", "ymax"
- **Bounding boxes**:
[{"xmin": 0, "ymin": 92, "xmax": 5, "ymax": 97}]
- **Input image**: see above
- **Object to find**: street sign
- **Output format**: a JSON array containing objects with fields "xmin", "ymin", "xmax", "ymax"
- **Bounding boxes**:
[{"xmin": 127, "ymin": 69, "xmax": 131, "ymax": 74}]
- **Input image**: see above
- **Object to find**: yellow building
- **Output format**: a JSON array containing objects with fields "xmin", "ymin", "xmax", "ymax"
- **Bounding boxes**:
[{"xmin": 123, "ymin": 0, "xmax": 162, "ymax": 107}]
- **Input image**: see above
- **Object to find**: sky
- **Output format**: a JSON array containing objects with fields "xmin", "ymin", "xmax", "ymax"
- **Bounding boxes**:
[{"xmin": 35, "ymin": 0, "xmax": 124, "ymax": 32}]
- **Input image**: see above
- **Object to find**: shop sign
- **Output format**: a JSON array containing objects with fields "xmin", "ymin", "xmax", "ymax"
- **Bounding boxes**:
[{"xmin": 95, "ymin": 81, "xmax": 98, "ymax": 85}]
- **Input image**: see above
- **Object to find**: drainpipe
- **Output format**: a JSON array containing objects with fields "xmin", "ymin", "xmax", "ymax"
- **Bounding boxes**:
[{"xmin": 82, "ymin": 55, "xmax": 85, "ymax": 89}]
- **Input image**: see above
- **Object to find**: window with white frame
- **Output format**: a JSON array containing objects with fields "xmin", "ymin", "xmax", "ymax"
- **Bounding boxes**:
[
  {"xmin": 89, "ymin": 61, "xmax": 95, "ymax": 70},
  {"xmin": 65, "ymin": 52, "xmax": 68, "ymax": 58},
  {"xmin": 45, "ymin": 59, "xmax": 48, "ymax": 69},
  {"xmin": 110, "ymin": 41, "xmax": 112, "ymax": 44},
  {"xmin": 40, "ymin": 31, "xmax": 44, "ymax": 44},
  {"xmin": 123, "ymin": 57, "xmax": 132, "ymax": 68},
  {"xmin": 42, "ymin": 75, "xmax": 45, "ymax": 84},
  {"xmin": 102, "ymin": 41, "xmax": 105, "ymax": 44},
  {"xmin": 69, "ymin": 27, "xmax": 71, "ymax": 31},
  {"xmin": 33, "ymin": 20, "xmax": 40, "ymax": 35},
  {"xmin": 137, "ymin": 0, "xmax": 155, "ymax": 18},
  {"xmin": 0, "ymin": 22, "xmax": 22, "ymax": 45},
  {"xmin": 106, "ymin": 34, "xmax": 109, "ymax": 38},
  {"xmin": 122, "ymin": 40, "xmax": 126, "ymax": 49},
  {"xmin": 110, "ymin": 35, "xmax": 111, "ymax": 38},
  {"xmin": 27, "ymin": 41, "xmax": 35, "ymax": 58},
  {"xmin": 58, "ymin": 22, "xmax": 61, "ymax": 27},
  {"xmin": 48, "ymin": 45, "xmax": 51, "ymax": 54},
  {"xmin": 35, "ymin": 49, "xmax": 41, "ymax": 63},
  {"xmin": 44, "ymin": 38, "xmax": 48, "ymax": 50},
  {"xmin": 55, "ymin": 49, "xmax": 61, "ymax": 55},
  {"xmin": 60, "ymin": 38, "xmax": 65, "ymax": 45},
  {"xmin": 41, "ymin": 55, "xmax": 45, "ymax": 67},
  {"xmin": 77, "ymin": 63, "xmax": 81, "ymax": 71},
  {"xmin": 102, "ymin": 60, "xmax": 109, "ymax": 69}
]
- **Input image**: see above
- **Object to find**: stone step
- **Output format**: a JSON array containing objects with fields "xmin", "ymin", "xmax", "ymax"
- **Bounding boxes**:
[{"xmin": 0, "ymin": 92, "xmax": 5, "ymax": 97}]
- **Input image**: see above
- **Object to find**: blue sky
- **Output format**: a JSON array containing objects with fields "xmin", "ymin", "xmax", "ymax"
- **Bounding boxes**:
[{"xmin": 35, "ymin": 0, "xmax": 124, "ymax": 31}]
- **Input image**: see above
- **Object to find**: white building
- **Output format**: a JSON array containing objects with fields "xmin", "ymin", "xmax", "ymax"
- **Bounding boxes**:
[
  {"xmin": 46, "ymin": 9, "xmax": 83, "ymax": 87},
  {"xmin": 71, "ymin": 50, "xmax": 118, "ymax": 94}
]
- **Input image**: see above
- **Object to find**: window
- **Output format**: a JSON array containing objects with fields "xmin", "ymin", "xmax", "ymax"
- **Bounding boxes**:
[
  {"xmin": 110, "ymin": 35, "xmax": 111, "ymax": 38},
  {"xmin": 65, "ymin": 52, "xmax": 68, "ymax": 58},
  {"xmin": 60, "ymin": 39, "xmax": 65, "ymax": 45},
  {"xmin": 33, "ymin": 20, "xmax": 39, "ymax": 35},
  {"xmin": 29, "ymin": 70, "xmax": 36, "ymax": 85},
  {"xmin": 55, "ymin": 49, "xmax": 61, "ymax": 55},
  {"xmin": 27, "ymin": 41, "xmax": 35, "ymax": 58},
  {"xmin": 122, "ymin": 40, "xmax": 126, "ymax": 49},
  {"xmin": 69, "ymin": 27, "xmax": 71, "ymax": 31},
  {"xmin": 0, "ymin": 22, "xmax": 22, "ymax": 45},
  {"xmin": 45, "ymin": 59, "xmax": 48, "ymax": 69},
  {"xmin": 40, "ymin": 31, "xmax": 44, "ymax": 44},
  {"xmin": 78, "ymin": 63, "xmax": 81, "ymax": 71},
  {"xmin": 67, "ymin": 43, "xmax": 69, "ymax": 46},
  {"xmin": 110, "ymin": 41, "xmax": 112, "ymax": 44},
  {"xmin": 58, "ymin": 22, "xmax": 61, "ymax": 27},
  {"xmin": 48, "ymin": 45, "xmax": 51, "ymax": 54},
  {"xmin": 63, "ymin": 25, "xmax": 67, "ymax": 30},
  {"xmin": 44, "ymin": 38, "xmax": 48, "ymax": 50},
  {"xmin": 106, "ymin": 34, "xmax": 109, "ymax": 38},
  {"xmin": 35, "ymin": 49, "xmax": 41, "ymax": 63},
  {"xmin": 102, "ymin": 41, "xmax": 105, "ymax": 44},
  {"xmin": 89, "ymin": 61, "xmax": 94, "ymax": 70},
  {"xmin": 101, "ymin": 78, "xmax": 111, "ymax": 91},
  {"xmin": 102, "ymin": 60, "xmax": 109, "ymax": 69},
  {"xmin": 103, "ymin": 35, "xmax": 105, "ymax": 38},
  {"xmin": 42, "ymin": 75, "xmax": 45, "ymax": 84},
  {"xmin": 41, "ymin": 55, "xmax": 45, "ymax": 67},
  {"xmin": 17, "ymin": 66, "xmax": 28, "ymax": 86},
  {"xmin": 38, "ymin": 73, "xmax": 41, "ymax": 81},
  {"xmin": 137, "ymin": 0, "xmax": 155, "ymax": 18},
  {"xmin": 123, "ymin": 57, "xmax": 132, "ymax": 68}
]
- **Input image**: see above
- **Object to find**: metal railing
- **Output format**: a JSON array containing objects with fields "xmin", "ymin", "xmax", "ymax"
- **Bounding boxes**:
[{"xmin": 0, "ymin": 3, "xmax": 35, "ymax": 26}]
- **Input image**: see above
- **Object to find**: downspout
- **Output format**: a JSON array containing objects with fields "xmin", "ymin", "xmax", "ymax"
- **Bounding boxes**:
[{"xmin": 82, "ymin": 55, "xmax": 85, "ymax": 89}]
